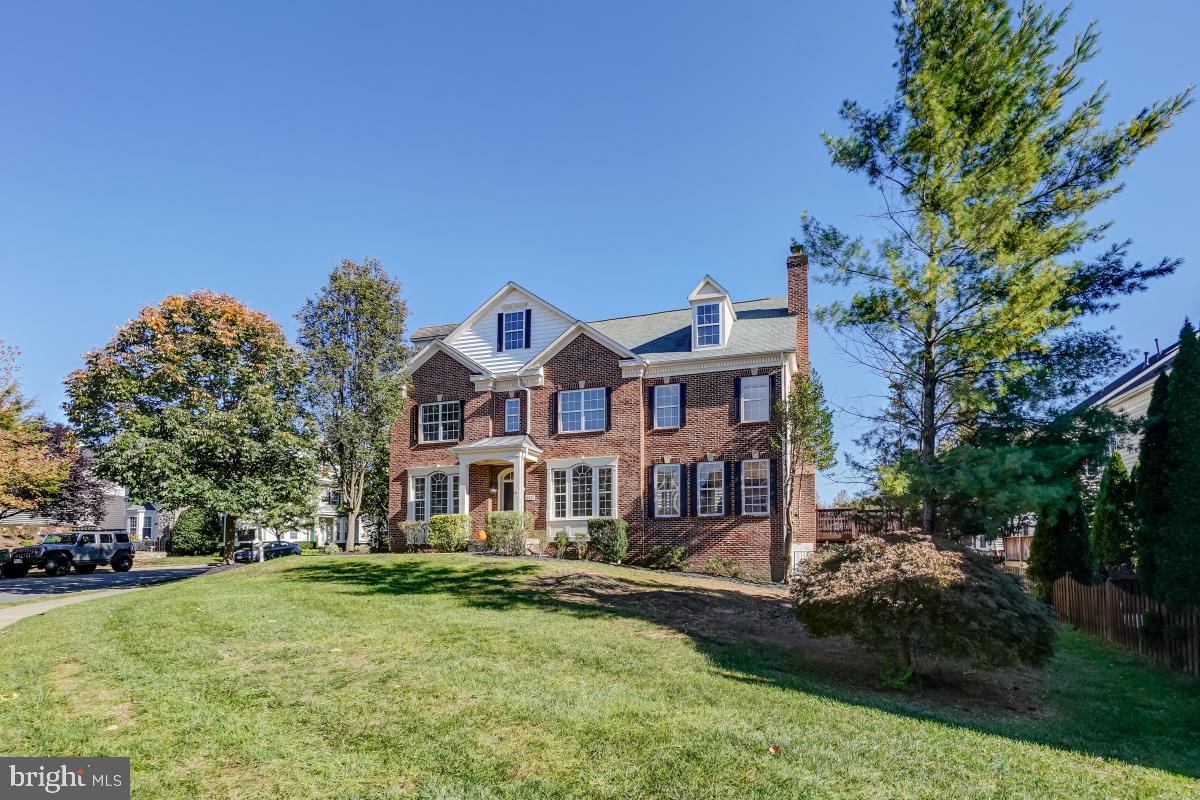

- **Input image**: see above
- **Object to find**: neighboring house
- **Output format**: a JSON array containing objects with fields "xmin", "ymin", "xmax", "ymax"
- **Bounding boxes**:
[
  {"xmin": 2, "ymin": 481, "xmax": 161, "ymax": 542},
  {"xmin": 235, "ymin": 472, "xmax": 375, "ymax": 548},
  {"xmin": 391, "ymin": 249, "xmax": 816, "ymax": 581}
]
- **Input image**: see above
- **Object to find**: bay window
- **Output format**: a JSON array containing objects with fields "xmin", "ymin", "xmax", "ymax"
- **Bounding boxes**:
[
  {"xmin": 409, "ymin": 471, "xmax": 460, "ymax": 521},
  {"xmin": 550, "ymin": 462, "xmax": 617, "ymax": 519}
]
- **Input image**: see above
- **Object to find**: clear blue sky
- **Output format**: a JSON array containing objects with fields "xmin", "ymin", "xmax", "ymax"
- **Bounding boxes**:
[{"xmin": 1, "ymin": 1, "xmax": 1195, "ymax": 501}]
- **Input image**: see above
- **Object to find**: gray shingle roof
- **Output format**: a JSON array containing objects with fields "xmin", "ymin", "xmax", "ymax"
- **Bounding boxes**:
[{"xmin": 407, "ymin": 296, "xmax": 796, "ymax": 365}]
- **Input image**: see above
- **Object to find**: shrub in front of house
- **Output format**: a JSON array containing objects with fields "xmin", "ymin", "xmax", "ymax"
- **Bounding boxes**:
[
  {"xmin": 298, "ymin": 540, "xmax": 318, "ymax": 550},
  {"xmin": 704, "ymin": 557, "xmax": 742, "ymax": 579},
  {"xmin": 791, "ymin": 530, "xmax": 1056, "ymax": 687},
  {"xmin": 427, "ymin": 514, "xmax": 472, "ymax": 552},
  {"xmin": 486, "ymin": 511, "xmax": 534, "ymax": 556},
  {"xmin": 641, "ymin": 545, "xmax": 687, "ymax": 571},
  {"xmin": 324, "ymin": 542, "xmax": 343, "ymax": 555},
  {"xmin": 552, "ymin": 530, "xmax": 570, "ymax": 558},
  {"xmin": 587, "ymin": 518, "xmax": 628, "ymax": 563},
  {"xmin": 170, "ymin": 507, "xmax": 223, "ymax": 555}
]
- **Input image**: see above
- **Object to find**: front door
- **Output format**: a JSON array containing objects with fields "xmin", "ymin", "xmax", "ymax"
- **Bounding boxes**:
[{"xmin": 498, "ymin": 469, "xmax": 515, "ymax": 511}]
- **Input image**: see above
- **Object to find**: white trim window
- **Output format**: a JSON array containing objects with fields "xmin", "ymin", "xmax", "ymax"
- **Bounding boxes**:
[
  {"xmin": 560, "ymin": 388, "xmax": 606, "ymax": 432},
  {"xmin": 740, "ymin": 376, "xmax": 770, "ymax": 423},
  {"xmin": 654, "ymin": 464, "xmax": 681, "ymax": 517},
  {"xmin": 697, "ymin": 462, "xmax": 725, "ymax": 516},
  {"xmin": 550, "ymin": 463, "xmax": 616, "ymax": 519},
  {"xmin": 503, "ymin": 311, "xmax": 526, "ymax": 351},
  {"xmin": 653, "ymin": 384, "xmax": 680, "ymax": 429},
  {"xmin": 695, "ymin": 303, "xmax": 721, "ymax": 347},
  {"xmin": 409, "ymin": 471, "xmax": 460, "ymax": 520},
  {"xmin": 741, "ymin": 459, "xmax": 770, "ymax": 515},
  {"xmin": 420, "ymin": 401, "xmax": 461, "ymax": 442},
  {"xmin": 504, "ymin": 397, "xmax": 521, "ymax": 433}
]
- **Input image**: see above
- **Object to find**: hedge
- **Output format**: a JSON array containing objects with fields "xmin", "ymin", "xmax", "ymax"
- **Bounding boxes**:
[
  {"xmin": 428, "ymin": 514, "xmax": 472, "ymax": 552},
  {"xmin": 587, "ymin": 518, "xmax": 629, "ymax": 563},
  {"xmin": 486, "ymin": 511, "xmax": 533, "ymax": 556}
]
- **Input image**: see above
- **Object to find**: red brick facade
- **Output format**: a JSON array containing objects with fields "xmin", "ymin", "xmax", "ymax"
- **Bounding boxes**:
[{"xmin": 390, "ymin": 255, "xmax": 817, "ymax": 581}]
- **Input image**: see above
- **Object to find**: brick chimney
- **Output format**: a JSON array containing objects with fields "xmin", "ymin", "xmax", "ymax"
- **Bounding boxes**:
[{"xmin": 787, "ymin": 244, "xmax": 809, "ymax": 370}]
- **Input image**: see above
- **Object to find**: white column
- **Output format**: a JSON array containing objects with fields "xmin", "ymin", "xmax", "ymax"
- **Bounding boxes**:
[
  {"xmin": 513, "ymin": 453, "xmax": 525, "ymax": 514},
  {"xmin": 458, "ymin": 460, "xmax": 470, "ymax": 517}
]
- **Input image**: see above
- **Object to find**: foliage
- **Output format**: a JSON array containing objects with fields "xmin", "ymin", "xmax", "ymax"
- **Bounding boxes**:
[
  {"xmin": 297, "ymin": 540, "xmax": 319, "ymax": 550},
  {"xmin": 396, "ymin": 521, "xmax": 425, "ymax": 551},
  {"xmin": 640, "ymin": 545, "xmax": 687, "ymax": 571},
  {"xmin": 1027, "ymin": 478, "xmax": 1095, "ymax": 594},
  {"xmin": 791, "ymin": 532, "xmax": 1056, "ymax": 683},
  {"xmin": 486, "ymin": 511, "xmax": 533, "ymax": 556},
  {"xmin": 553, "ymin": 531, "xmax": 569, "ymax": 559},
  {"xmin": 573, "ymin": 537, "xmax": 590, "ymax": 561},
  {"xmin": 64, "ymin": 290, "xmax": 318, "ymax": 559},
  {"xmin": 1134, "ymin": 371, "xmax": 1170, "ymax": 595},
  {"xmin": 360, "ymin": 439, "xmax": 392, "ymax": 550},
  {"xmin": 586, "ymin": 518, "xmax": 629, "ymax": 563},
  {"xmin": 324, "ymin": 542, "xmax": 343, "ymax": 555},
  {"xmin": 31, "ymin": 423, "xmax": 107, "ymax": 527},
  {"xmin": 772, "ymin": 366, "xmax": 836, "ymax": 559},
  {"xmin": 427, "ymin": 514, "xmax": 471, "ymax": 552},
  {"xmin": 704, "ymin": 557, "xmax": 742, "ymax": 579},
  {"xmin": 1091, "ymin": 451, "xmax": 1136, "ymax": 570},
  {"xmin": 248, "ymin": 491, "xmax": 317, "ymax": 540},
  {"xmin": 0, "ymin": 345, "xmax": 73, "ymax": 519},
  {"xmin": 1153, "ymin": 320, "xmax": 1200, "ymax": 607},
  {"xmin": 170, "ymin": 507, "xmax": 223, "ymax": 556},
  {"xmin": 798, "ymin": 0, "xmax": 1190, "ymax": 533},
  {"xmin": 296, "ymin": 258, "xmax": 410, "ymax": 552}
]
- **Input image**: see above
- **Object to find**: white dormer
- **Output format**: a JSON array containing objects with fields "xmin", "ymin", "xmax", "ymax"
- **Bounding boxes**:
[
  {"xmin": 687, "ymin": 275, "xmax": 736, "ymax": 350},
  {"xmin": 442, "ymin": 282, "xmax": 576, "ymax": 373}
]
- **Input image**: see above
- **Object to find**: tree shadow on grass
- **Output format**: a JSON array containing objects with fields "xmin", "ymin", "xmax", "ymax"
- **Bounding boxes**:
[{"xmin": 282, "ymin": 555, "xmax": 1200, "ymax": 780}]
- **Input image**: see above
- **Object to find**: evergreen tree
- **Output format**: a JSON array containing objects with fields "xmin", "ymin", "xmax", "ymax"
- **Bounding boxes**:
[
  {"xmin": 1134, "ymin": 370, "xmax": 1171, "ymax": 596},
  {"xmin": 1028, "ymin": 479, "xmax": 1094, "ymax": 594},
  {"xmin": 1091, "ymin": 450, "xmax": 1135, "ymax": 570},
  {"xmin": 1155, "ymin": 320, "xmax": 1200, "ymax": 606}
]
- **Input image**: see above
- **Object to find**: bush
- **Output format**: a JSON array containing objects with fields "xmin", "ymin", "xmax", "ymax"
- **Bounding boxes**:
[
  {"xmin": 427, "ymin": 514, "xmax": 471, "ymax": 552},
  {"xmin": 704, "ymin": 557, "xmax": 742, "ymax": 579},
  {"xmin": 486, "ymin": 511, "xmax": 533, "ymax": 556},
  {"xmin": 641, "ymin": 545, "xmax": 687, "ymax": 571},
  {"xmin": 170, "ymin": 507, "xmax": 222, "ymax": 555},
  {"xmin": 297, "ymin": 540, "xmax": 318, "ymax": 550},
  {"xmin": 324, "ymin": 542, "xmax": 343, "ymax": 555},
  {"xmin": 553, "ymin": 530, "xmax": 569, "ymax": 559},
  {"xmin": 353, "ymin": 544, "xmax": 371, "ymax": 554},
  {"xmin": 587, "ymin": 518, "xmax": 629, "ymax": 563},
  {"xmin": 791, "ymin": 531, "xmax": 1056, "ymax": 685}
]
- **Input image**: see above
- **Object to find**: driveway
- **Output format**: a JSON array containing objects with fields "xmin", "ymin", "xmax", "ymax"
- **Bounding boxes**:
[{"xmin": 0, "ymin": 565, "xmax": 211, "ymax": 603}]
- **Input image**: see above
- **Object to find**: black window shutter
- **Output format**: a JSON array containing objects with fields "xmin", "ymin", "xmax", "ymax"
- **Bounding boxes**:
[
  {"xmin": 679, "ymin": 383, "xmax": 687, "ymax": 427},
  {"xmin": 690, "ymin": 463, "xmax": 699, "ymax": 516},
  {"xmin": 724, "ymin": 461, "xmax": 733, "ymax": 515},
  {"xmin": 733, "ymin": 377, "xmax": 742, "ymax": 423},
  {"xmin": 647, "ymin": 385, "xmax": 656, "ymax": 429},
  {"xmin": 605, "ymin": 387, "xmax": 612, "ymax": 431},
  {"xmin": 456, "ymin": 400, "xmax": 464, "ymax": 440},
  {"xmin": 770, "ymin": 373, "xmax": 780, "ymax": 420},
  {"xmin": 496, "ymin": 313, "xmax": 504, "ymax": 352},
  {"xmin": 647, "ymin": 466, "xmax": 656, "ymax": 519},
  {"xmin": 769, "ymin": 459, "xmax": 779, "ymax": 514},
  {"xmin": 549, "ymin": 392, "xmax": 559, "ymax": 434},
  {"xmin": 410, "ymin": 405, "xmax": 419, "ymax": 446},
  {"xmin": 680, "ymin": 465, "xmax": 689, "ymax": 517},
  {"xmin": 523, "ymin": 309, "xmax": 532, "ymax": 349},
  {"xmin": 733, "ymin": 461, "xmax": 743, "ymax": 515}
]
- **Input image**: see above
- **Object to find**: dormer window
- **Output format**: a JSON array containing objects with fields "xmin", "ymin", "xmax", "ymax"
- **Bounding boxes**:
[
  {"xmin": 497, "ymin": 309, "xmax": 532, "ymax": 352},
  {"xmin": 695, "ymin": 303, "xmax": 721, "ymax": 347}
]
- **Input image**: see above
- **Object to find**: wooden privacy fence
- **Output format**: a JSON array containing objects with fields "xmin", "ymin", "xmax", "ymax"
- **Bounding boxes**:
[
  {"xmin": 815, "ymin": 508, "xmax": 907, "ymax": 543},
  {"xmin": 1050, "ymin": 575, "xmax": 1200, "ymax": 679}
]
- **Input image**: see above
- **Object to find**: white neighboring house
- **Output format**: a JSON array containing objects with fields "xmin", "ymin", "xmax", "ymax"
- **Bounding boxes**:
[
  {"xmin": 234, "ymin": 473, "xmax": 377, "ymax": 548},
  {"xmin": 2, "ymin": 480, "xmax": 163, "ymax": 544}
]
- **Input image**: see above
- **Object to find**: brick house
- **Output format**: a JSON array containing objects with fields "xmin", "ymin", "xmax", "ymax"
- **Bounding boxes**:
[{"xmin": 389, "ymin": 248, "xmax": 816, "ymax": 581}]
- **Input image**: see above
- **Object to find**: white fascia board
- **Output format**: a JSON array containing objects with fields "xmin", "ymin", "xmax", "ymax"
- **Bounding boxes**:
[
  {"xmin": 442, "ymin": 281, "xmax": 579, "ymax": 347},
  {"xmin": 687, "ymin": 274, "xmax": 732, "ymax": 302},
  {"xmin": 544, "ymin": 455, "xmax": 620, "ymax": 469},
  {"xmin": 620, "ymin": 351, "xmax": 791, "ymax": 379}
]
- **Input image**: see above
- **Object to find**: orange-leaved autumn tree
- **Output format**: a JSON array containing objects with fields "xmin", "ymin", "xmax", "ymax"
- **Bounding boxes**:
[
  {"xmin": 0, "ymin": 342, "xmax": 73, "ymax": 519},
  {"xmin": 65, "ymin": 291, "xmax": 317, "ymax": 558}
]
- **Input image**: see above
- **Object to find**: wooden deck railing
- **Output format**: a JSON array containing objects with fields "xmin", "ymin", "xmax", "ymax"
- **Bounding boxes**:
[{"xmin": 815, "ymin": 508, "xmax": 907, "ymax": 542}]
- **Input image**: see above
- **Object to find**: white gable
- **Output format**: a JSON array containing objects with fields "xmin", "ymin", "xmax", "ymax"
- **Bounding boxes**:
[{"xmin": 443, "ymin": 284, "xmax": 576, "ymax": 374}]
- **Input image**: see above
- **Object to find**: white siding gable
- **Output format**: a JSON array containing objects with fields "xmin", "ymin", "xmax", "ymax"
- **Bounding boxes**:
[{"xmin": 445, "ymin": 288, "xmax": 574, "ymax": 373}]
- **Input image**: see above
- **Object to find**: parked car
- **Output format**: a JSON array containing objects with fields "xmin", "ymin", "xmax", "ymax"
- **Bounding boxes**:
[
  {"xmin": 232, "ymin": 541, "xmax": 302, "ymax": 563},
  {"xmin": 1, "ymin": 532, "xmax": 135, "ymax": 578}
]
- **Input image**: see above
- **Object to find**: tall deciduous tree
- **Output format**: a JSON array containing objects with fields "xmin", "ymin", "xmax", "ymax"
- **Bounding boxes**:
[
  {"xmin": 0, "ymin": 344, "xmax": 73, "ymax": 519},
  {"xmin": 1090, "ymin": 450, "xmax": 1135, "ymax": 571},
  {"xmin": 798, "ymin": 0, "xmax": 1191, "ymax": 534},
  {"xmin": 1134, "ymin": 371, "xmax": 1170, "ymax": 596},
  {"xmin": 65, "ymin": 291, "xmax": 317, "ymax": 561},
  {"xmin": 297, "ymin": 259, "xmax": 410, "ymax": 552},
  {"xmin": 772, "ymin": 367, "xmax": 836, "ymax": 566},
  {"xmin": 1154, "ymin": 320, "xmax": 1200, "ymax": 607}
]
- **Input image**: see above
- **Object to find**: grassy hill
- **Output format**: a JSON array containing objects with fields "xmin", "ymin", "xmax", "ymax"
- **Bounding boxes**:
[{"xmin": 1, "ymin": 553, "xmax": 1197, "ymax": 799}]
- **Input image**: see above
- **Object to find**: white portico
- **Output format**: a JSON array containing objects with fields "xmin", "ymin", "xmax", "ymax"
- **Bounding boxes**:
[{"xmin": 450, "ymin": 435, "xmax": 543, "ymax": 518}]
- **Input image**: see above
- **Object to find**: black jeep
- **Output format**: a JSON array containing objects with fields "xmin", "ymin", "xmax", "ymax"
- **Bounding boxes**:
[{"xmin": 1, "ymin": 532, "xmax": 135, "ymax": 578}]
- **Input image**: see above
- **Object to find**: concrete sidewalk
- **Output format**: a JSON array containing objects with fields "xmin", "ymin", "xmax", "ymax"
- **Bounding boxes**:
[{"xmin": 0, "ymin": 589, "xmax": 136, "ymax": 630}]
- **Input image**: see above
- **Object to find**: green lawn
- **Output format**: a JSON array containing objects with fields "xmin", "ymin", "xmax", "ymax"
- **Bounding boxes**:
[{"xmin": 0, "ymin": 554, "xmax": 1197, "ymax": 799}]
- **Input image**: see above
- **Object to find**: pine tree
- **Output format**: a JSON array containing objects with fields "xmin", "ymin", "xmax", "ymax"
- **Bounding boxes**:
[
  {"xmin": 1090, "ymin": 450, "xmax": 1135, "ymax": 571},
  {"xmin": 1134, "ymin": 370, "xmax": 1171, "ymax": 596},
  {"xmin": 1028, "ymin": 480, "xmax": 1095, "ymax": 594},
  {"xmin": 1155, "ymin": 320, "xmax": 1200, "ymax": 606}
]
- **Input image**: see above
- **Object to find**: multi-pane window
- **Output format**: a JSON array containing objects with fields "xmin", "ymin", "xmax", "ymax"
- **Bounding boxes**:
[
  {"xmin": 142, "ymin": 515, "xmax": 153, "ymax": 539},
  {"xmin": 697, "ymin": 462, "xmax": 725, "ymax": 516},
  {"xmin": 653, "ymin": 384, "xmax": 680, "ymax": 429},
  {"xmin": 654, "ymin": 464, "xmax": 681, "ymax": 517},
  {"xmin": 420, "ymin": 401, "xmax": 461, "ymax": 442},
  {"xmin": 413, "ymin": 479, "xmax": 426, "ymax": 521},
  {"xmin": 695, "ymin": 303, "xmax": 721, "ymax": 347},
  {"xmin": 503, "ymin": 310, "xmax": 526, "ymax": 351},
  {"xmin": 550, "ymin": 464, "xmax": 616, "ymax": 518},
  {"xmin": 742, "ymin": 460, "xmax": 770, "ymax": 515},
  {"xmin": 430, "ymin": 473, "xmax": 449, "ymax": 516},
  {"xmin": 559, "ymin": 388, "xmax": 606, "ymax": 432},
  {"xmin": 505, "ymin": 397, "xmax": 521, "ymax": 433},
  {"xmin": 740, "ymin": 376, "xmax": 770, "ymax": 423},
  {"xmin": 412, "ymin": 472, "xmax": 459, "ymax": 520}
]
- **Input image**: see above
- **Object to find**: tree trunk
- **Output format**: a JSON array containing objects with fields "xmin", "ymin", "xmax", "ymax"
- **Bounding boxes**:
[
  {"xmin": 345, "ymin": 509, "xmax": 358, "ymax": 553},
  {"xmin": 920, "ymin": 317, "xmax": 938, "ymax": 536},
  {"xmin": 222, "ymin": 514, "xmax": 236, "ymax": 563}
]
